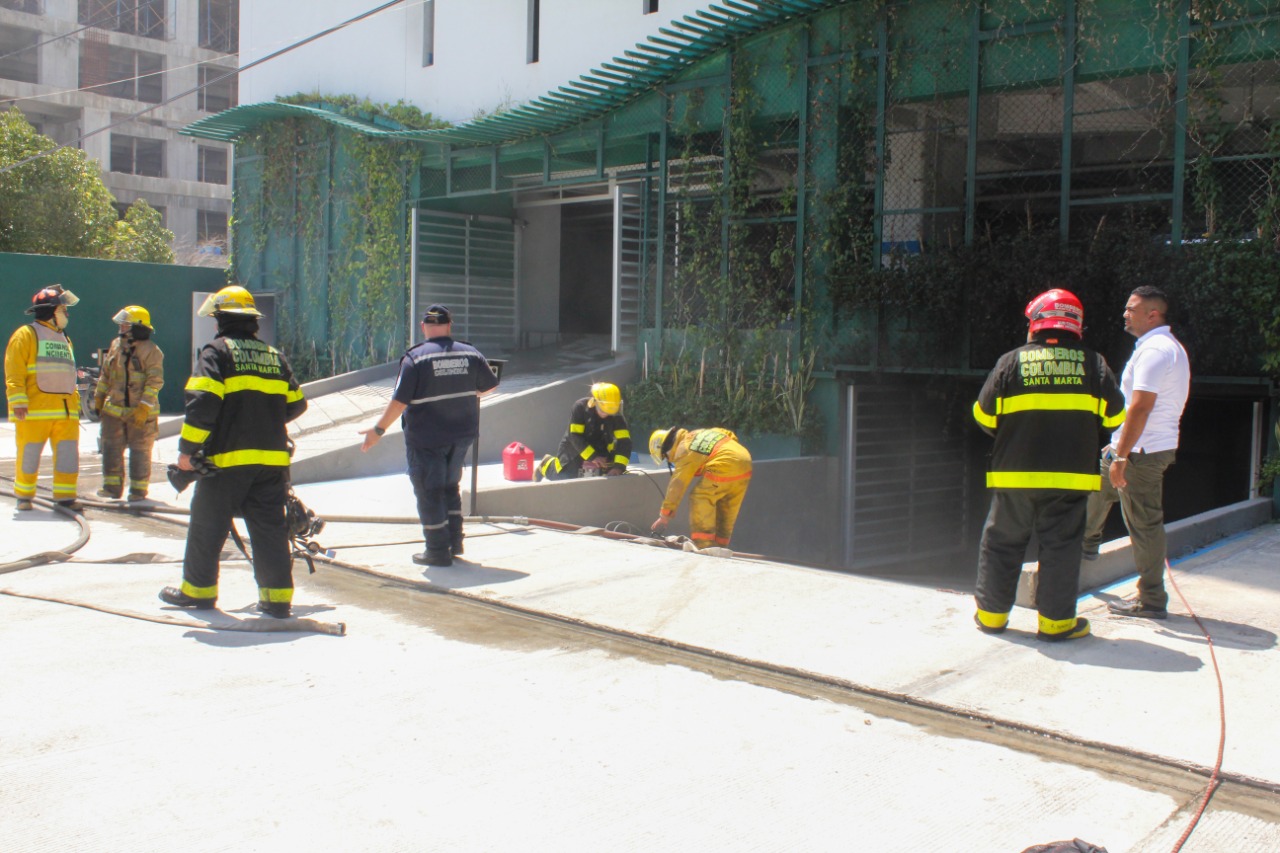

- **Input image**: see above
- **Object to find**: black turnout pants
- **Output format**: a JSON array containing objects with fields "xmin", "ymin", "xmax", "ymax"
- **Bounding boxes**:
[
  {"xmin": 183, "ymin": 465, "xmax": 293, "ymax": 596},
  {"xmin": 975, "ymin": 489, "xmax": 1088, "ymax": 623}
]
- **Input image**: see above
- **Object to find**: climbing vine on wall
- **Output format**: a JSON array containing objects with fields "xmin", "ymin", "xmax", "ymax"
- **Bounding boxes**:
[{"xmin": 233, "ymin": 95, "xmax": 449, "ymax": 381}]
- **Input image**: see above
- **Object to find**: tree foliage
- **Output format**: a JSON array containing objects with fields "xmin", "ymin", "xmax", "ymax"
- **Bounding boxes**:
[
  {"xmin": 0, "ymin": 108, "xmax": 173, "ymax": 262},
  {"xmin": 106, "ymin": 199, "xmax": 175, "ymax": 263}
]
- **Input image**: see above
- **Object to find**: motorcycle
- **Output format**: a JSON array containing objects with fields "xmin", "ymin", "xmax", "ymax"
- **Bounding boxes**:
[{"xmin": 77, "ymin": 351, "xmax": 101, "ymax": 422}]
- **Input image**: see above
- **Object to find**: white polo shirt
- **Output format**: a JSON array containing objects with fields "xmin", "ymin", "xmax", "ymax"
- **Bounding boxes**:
[{"xmin": 1111, "ymin": 325, "xmax": 1190, "ymax": 454}]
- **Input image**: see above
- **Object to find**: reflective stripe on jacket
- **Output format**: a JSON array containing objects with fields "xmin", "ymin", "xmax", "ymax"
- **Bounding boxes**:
[
  {"xmin": 94, "ymin": 337, "xmax": 164, "ymax": 421},
  {"xmin": 660, "ymin": 427, "xmax": 753, "ymax": 518},
  {"xmin": 973, "ymin": 338, "xmax": 1126, "ymax": 491},
  {"xmin": 564, "ymin": 397, "xmax": 632, "ymax": 467},
  {"xmin": 178, "ymin": 333, "xmax": 306, "ymax": 468},
  {"xmin": 4, "ymin": 322, "xmax": 78, "ymax": 419},
  {"xmin": 392, "ymin": 336, "xmax": 499, "ymax": 448}
]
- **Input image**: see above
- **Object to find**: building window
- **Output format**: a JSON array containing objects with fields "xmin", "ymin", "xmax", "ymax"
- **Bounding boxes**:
[
  {"xmin": 197, "ymin": 146, "xmax": 228, "ymax": 184},
  {"xmin": 1, "ymin": 1, "xmax": 44, "ymax": 15},
  {"xmin": 199, "ymin": 0, "xmax": 238, "ymax": 53},
  {"xmin": 422, "ymin": 0, "xmax": 435, "ymax": 67},
  {"xmin": 197, "ymin": 63, "xmax": 238, "ymax": 112},
  {"xmin": 0, "ymin": 27, "xmax": 39, "ymax": 84},
  {"xmin": 526, "ymin": 0, "xmax": 539, "ymax": 64},
  {"xmin": 197, "ymin": 209, "xmax": 228, "ymax": 246},
  {"xmin": 80, "ymin": 42, "xmax": 163, "ymax": 103},
  {"xmin": 114, "ymin": 201, "xmax": 165, "ymax": 223},
  {"xmin": 110, "ymin": 134, "xmax": 164, "ymax": 177},
  {"xmin": 79, "ymin": 0, "xmax": 167, "ymax": 40},
  {"xmin": 643, "ymin": 0, "xmax": 659, "ymax": 13}
]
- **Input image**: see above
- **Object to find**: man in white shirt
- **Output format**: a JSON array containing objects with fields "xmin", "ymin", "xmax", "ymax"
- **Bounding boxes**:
[{"xmin": 1082, "ymin": 286, "xmax": 1191, "ymax": 619}]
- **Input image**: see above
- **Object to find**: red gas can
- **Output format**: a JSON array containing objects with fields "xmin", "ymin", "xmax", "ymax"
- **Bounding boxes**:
[{"xmin": 503, "ymin": 441, "xmax": 535, "ymax": 481}]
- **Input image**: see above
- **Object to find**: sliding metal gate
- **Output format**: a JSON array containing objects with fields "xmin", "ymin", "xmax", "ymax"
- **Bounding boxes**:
[
  {"xmin": 612, "ymin": 181, "xmax": 648, "ymax": 353},
  {"xmin": 843, "ymin": 382, "xmax": 972, "ymax": 570},
  {"xmin": 413, "ymin": 210, "xmax": 517, "ymax": 353}
]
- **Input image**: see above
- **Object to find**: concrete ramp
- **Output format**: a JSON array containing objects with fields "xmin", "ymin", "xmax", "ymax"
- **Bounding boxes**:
[{"xmin": 287, "ymin": 338, "xmax": 637, "ymax": 484}]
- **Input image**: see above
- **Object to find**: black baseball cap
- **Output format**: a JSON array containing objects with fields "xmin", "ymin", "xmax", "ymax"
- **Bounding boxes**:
[{"xmin": 422, "ymin": 304, "xmax": 452, "ymax": 325}]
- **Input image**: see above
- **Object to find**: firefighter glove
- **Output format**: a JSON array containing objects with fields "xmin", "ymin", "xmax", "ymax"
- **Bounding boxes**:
[
  {"xmin": 166, "ymin": 454, "xmax": 218, "ymax": 494},
  {"xmin": 130, "ymin": 405, "xmax": 150, "ymax": 427}
]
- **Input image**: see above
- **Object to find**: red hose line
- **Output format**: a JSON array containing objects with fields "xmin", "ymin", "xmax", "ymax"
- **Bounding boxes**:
[{"xmin": 1166, "ymin": 558, "xmax": 1226, "ymax": 853}]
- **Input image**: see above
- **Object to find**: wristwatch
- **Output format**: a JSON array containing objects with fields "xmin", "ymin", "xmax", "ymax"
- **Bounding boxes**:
[{"xmin": 373, "ymin": 425, "xmax": 386, "ymax": 436}]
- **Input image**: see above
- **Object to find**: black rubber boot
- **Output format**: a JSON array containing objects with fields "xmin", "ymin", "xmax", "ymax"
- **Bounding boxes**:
[
  {"xmin": 159, "ymin": 586, "xmax": 216, "ymax": 610},
  {"xmin": 256, "ymin": 601, "xmax": 291, "ymax": 618},
  {"xmin": 412, "ymin": 550, "xmax": 453, "ymax": 567}
]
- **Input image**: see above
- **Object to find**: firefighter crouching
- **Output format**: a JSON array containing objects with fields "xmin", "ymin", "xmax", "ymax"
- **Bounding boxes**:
[
  {"xmin": 4, "ymin": 284, "xmax": 82, "ymax": 510},
  {"xmin": 649, "ymin": 426, "xmax": 753, "ymax": 549},
  {"xmin": 971, "ymin": 288, "xmax": 1126, "ymax": 642},
  {"xmin": 94, "ymin": 305, "xmax": 164, "ymax": 501},
  {"xmin": 537, "ymin": 382, "xmax": 632, "ymax": 480},
  {"xmin": 159, "ymin": 286, "xmax": 307, "ymax": 618}
]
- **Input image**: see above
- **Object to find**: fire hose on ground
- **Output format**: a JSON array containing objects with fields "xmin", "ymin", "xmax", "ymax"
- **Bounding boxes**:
[
  {"xmin": 0, "ymin": 485, "xmax": 346, "ymax": 635},
  {"xmin": 0, "ymin": 474, "xmax": 764, "ymax": 639},
  {"xmin": 0, "ymin": 475, "xmax": 1244, "ymax": 851}
]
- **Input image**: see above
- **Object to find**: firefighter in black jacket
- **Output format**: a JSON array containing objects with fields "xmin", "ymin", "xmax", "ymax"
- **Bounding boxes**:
[
  {"xmin": 972, "ymin": 288, "xmax": 1125, "ymax": 642},
  {"xmin": 159, "ymin": 286, "xmax": 307, "ymax": 618},
  {"xmin": 537, "ymin": 382, "xmax": 632, "ymax": 480}
]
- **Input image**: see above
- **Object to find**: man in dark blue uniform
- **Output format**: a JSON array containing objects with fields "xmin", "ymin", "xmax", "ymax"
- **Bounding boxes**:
[{"xmin": 361, "ymin": 304, "xmax": 499, "ymax": 566}]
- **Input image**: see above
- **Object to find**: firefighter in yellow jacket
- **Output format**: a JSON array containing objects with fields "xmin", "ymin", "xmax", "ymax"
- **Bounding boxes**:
[
  {"xmin": 4, "ymin": 284, "xmax": 81, "ymax": 510},
  {"xmin": 648, "ymin": 426, "xmax": 752, "ymax": 549}
]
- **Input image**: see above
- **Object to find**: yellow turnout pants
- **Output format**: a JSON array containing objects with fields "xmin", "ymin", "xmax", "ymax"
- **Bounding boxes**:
[{"xmin": 14, "ymin": 417, "xmax": 79, "ymax": 500}]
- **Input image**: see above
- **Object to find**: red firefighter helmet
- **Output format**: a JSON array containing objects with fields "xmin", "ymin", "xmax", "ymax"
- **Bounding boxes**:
[
  {"xmin": 1025, "ymin": 288, "xmax": 1083, "ymax": 337},
  {"xmin": 25, "ymin": 284, "xmax": 79, "ymax": 315}
]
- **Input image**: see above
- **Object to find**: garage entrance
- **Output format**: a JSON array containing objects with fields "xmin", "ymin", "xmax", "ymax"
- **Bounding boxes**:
[{"xmin": 515, "ymin": 180, "xmax": 647, "ymax": 355}]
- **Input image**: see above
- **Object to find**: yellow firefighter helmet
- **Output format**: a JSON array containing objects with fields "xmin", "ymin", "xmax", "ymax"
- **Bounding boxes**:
[
  {"xmin": 590, "ymin": 382, "xmax": 623, "ymax": 416},
  {"xmin": 112, "ymin": 305, "xmax": 152, "ymax": 328},
  {"xmin": 197, "ymin": 285, "xmax": 262, "ymax": 317},
  {"xmin": 649, "ymin": 427, "xmax": 680, "ymax": 466}
]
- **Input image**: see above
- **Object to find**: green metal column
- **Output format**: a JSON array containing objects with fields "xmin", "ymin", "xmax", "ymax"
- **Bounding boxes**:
[
  {"xmin": 794, "ymin": 27, "xmax": 809, "ymax": 354},
  {"xmin": 965, "ymin": 4, "xmax": 981, "ymax": 246},
  {"xmin": 1171, "ymin": 0, "xmax": 1191, "ymax": 245},
  {"xmin": 872, "ymin": 14, "xmax": 888, "ymax": 369},
  {"xmin": 655, "ymin": 96, "xmax": 669, "ymax": 357},
  {"xmin": 721, "ymin": 49, "xmax": 733, "ymax": 286},
  {"xmin": 872, "ymin": 16, "xmax": 887, "ymax": 261},
  {"xmin": 1059, "ymin": 0, "xmax": 1076, "ymax": 242}
]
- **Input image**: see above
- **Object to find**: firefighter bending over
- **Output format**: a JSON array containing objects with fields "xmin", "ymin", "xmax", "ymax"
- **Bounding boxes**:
[
  {"xmin": 537, "ymin": 382, "xmax": 632, "ymax": 480},
  {"xmin": 648, "ymin": 426, "xmax": 753, "ymax": 549},
  {"xmin": 159, "ymin": 286, "xmax": 307, "ymax": 618},
  {"xmin": 4, "ymin": 284, "xmax": 82, "ymax": 510},
  {"xmin": 94, "ymin": 305, "xmax": 164, "ymax": 501}
]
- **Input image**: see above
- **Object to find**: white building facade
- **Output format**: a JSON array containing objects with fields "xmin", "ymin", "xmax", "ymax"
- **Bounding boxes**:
[
  {"xmin": 0, "ymin": 0, "xmax": 236, "ymax": 255},
  {"xmin": 240, "ymin": 0, "xmax": 718, "ymax": 123}
]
